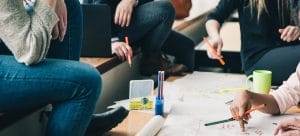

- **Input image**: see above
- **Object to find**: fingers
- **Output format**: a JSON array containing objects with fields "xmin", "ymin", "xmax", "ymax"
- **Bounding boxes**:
[
  {"xmin": 205, "ymin": 37, "xmax": 223, "ymax": 60},
  {"xmin": 280, "ymin": 27, "xmax": 290, "ymax": 40},
  {"xmin": 206, "ymin": 48, "xmax": 215, "ymax": 59},
  {"xmin": 238, "ymin": 106, "xmax": 246, "ymax": 119},
  {"xmin": 274, "ymin": 118, "xmax": 298, "ymax": 135},
  {"xmin": 114, "ymin": 6, "xmax": 125, "ymax": 26},
  {"xmin": 115, "ymin": 48, "xmax": 126, "ymax": 60},
  {"xmin": 58, "ymin": 20, "xmax": 66, "ymax": 42},
  {"xmin": 285, "ymin": 28, "xmax": 296, "ymax": 42},
  {"xmin": 238, "ymin": 107, "xmax": 246, "ymax": 132},
  {"xmin": 281, "ymin": 130, "xmax": 300, "ymax": 136},
  {"xmin": 122, "ymin": 11, "xmax": 129, "ymax": 27},
  {"xmin": 52, "ymin": 25, "xmax": 59, "ymax": 40},
  {"xmin": 126, "ymin": 11, "xmax": 132, "ymax": 27},
  {"xmin": 292, "ymin": 30, "xmax": 300, "ymax": 41},
  {"xmin": 114, "ymin": 2, "xmax": 133, "ymax": 27},
  {"xmin": 54, "ymin": 0, "xmax": 67, "ymax": 42},
  {"xmin": 112, "ymin": 42, "xmax": 132, "ymax": 61},
  {"xmin": 119, "ymin": 9, "xmax": 125, "ymax": 26},
  {"xmin": 206, "ymin": 46, "xmax": 220, "ymax": 59},
  {"xmin": 120, "ymin": 44, "xmax": 129, "ymax": 58},
  {"xmin": 217, "ymin": 42, "xmax": 222, "ymax": 56},
  {"xmin": 230, "ymin": 105, "xmax": 246, "ymax": 132},
  {"xmin": 274, "ymin": 126, "xmax": 282, "ymax": 136},
  {"xmin": 114, "ymin": 7, "xmax": 121, "ymax": 25},
  {"xmin": 278, "ymin": 28, "xmax": 284, "ymax": 33},
  {"xmin": 239, "ymin": 120, "xmax": 246, "ymax": 132},
  {"xmin": 60, "ymin": 5, "xmax": 67, "ymax": 41},
  {"xmin": 279, "ymin": 26, "xmax": 300, "ymax": 42}
]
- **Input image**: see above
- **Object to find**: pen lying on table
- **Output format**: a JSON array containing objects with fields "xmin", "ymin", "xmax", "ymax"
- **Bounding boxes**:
[{"xmin": 205, "ymin": 104, "xmax": 266, "ymax": 126}]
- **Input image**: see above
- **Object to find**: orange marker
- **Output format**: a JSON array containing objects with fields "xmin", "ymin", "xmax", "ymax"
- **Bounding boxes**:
[
  {"xmin": 233, "ymin": 104, "xmax": 266, "ymax": 119},
  {"xmin": 125, "ymin": 36, "xmax": 132, "ymax": 67},
  {"xmin": 244, "ymin": 104, "xmax": 266, "ymax": 115},
  {"xmin": 203, "ymin": 37, "xmax": 225, "ymax": 65}
]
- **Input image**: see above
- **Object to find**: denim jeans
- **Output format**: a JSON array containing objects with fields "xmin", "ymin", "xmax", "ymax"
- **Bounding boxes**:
[
  {"xmin": 245, "ymin": 44, "xmax": 300, "ymax": 85},
  {"xmin": 114, "ymin": 0, "xmax": 195, "ymax": 71},
  {"xmin": 0, "ymin": 0, "xmax": 102, "ymax": 136}
]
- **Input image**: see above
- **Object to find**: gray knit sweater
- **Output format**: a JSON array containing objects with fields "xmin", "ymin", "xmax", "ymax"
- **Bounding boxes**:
[{"xmin": 0, "ymin": 0, "xmax": 58, "ymax": 65}]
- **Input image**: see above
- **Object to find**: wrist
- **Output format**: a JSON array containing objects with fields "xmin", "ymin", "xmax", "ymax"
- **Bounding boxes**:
[
  {"xmin": 210, "ymin": 34, "xmax": 221, "ymax": 39},
  {"xmin": 246, "ymin": 90, "xmax": 255, "ymax": 105},
  {"xmin": 123, "ymin": 0, "xmax": 136, "ymax": 6},
  {"xmin": 111, "ymin": 37, "xmax": 120, "ymax": 43}
]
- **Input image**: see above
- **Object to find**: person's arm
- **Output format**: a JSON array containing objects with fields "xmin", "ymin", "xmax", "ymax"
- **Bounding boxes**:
[
  {"xmin": 230, "ymin": 63, "xmax": 300, "ymax": 131},
  {"xmin": 205, "ymin": 0, "xmax": 240, "ymax": 58},
  {"xmin": 0, "ymin": 0, "xmax": 58, "ymax": 65},
  {"xmin": 270, "ymin": 65, "xmax": 300, "ymax": 114}
]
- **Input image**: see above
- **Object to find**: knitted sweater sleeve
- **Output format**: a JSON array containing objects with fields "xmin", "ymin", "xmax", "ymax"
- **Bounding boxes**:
[{"xmin": 0, "ymin": 0, "xmax": 58, "ymax": 65}]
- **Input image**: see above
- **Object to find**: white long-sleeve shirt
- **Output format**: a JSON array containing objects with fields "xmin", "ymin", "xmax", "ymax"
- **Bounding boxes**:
[
  {"xmin": 271, "ymin": 63, "xmax": 300, "ymax": 114},
  {"xmin": 0, "ymin": 0, "xmax": 58, "ymax": 65}
]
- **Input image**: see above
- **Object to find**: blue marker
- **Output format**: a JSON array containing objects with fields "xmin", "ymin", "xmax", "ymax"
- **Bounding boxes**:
[{"xmin": 155, "ymin": 71, "xmax": 164, "ymax": 116}]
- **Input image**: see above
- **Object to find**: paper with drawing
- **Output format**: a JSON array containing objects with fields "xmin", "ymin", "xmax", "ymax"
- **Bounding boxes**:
[
  {"xmin": 158, "ymin": 101, "xmax": 300, "ymax": 136},
  {"xmin": 158, "ymin": 72, "xmax": 300, "ymax": 136}
]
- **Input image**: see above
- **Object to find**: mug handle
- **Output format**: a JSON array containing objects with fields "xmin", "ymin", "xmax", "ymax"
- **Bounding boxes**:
[{"xmin": 246, "ymin": 75, "xmax": 253, "ymax": 91}]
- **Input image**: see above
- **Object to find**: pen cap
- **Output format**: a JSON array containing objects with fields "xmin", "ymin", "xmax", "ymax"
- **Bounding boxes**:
[{"xmin": 155, "ymin": 98, "xmax": 164, "ymax": 116}]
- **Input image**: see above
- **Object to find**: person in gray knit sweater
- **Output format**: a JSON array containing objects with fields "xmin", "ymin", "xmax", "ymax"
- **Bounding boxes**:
[{"xmin": 0, "ymin": 0, "xmax": 128, "ymax": 136}]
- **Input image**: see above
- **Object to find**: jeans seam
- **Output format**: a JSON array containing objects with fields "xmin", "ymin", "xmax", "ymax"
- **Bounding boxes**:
[{"xmin": 0, "ymin": 76, "xmax": 92, "ymax": 92}]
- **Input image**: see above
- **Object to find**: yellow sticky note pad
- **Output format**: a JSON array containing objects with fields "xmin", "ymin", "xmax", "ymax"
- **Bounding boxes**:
[{"xmin": 129, "ymin": 100, "xmax": 153, "ymax": 110}]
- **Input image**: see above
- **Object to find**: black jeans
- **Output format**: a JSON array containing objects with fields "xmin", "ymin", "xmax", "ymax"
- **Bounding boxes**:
[
  {"xmin": 246, "ymin": 45, "xmax": 300, "ymax": 85},
  {"xmin": 114, "ymin": 0, "xmax": 195, "ymax": 71}
]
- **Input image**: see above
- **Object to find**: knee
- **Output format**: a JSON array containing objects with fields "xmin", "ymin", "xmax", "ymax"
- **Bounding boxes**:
[
  {"xmin": 67, "ymin": 62, "xmax": 102, "ymax": 97},
  {"xmin": 154, "ymin": 1, "xmax": 175, "ymax": 22}
]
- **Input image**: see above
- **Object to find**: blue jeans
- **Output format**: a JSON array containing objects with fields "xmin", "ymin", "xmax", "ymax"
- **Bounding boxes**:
[
  {"xmin": 0, "ymin": 0, "xmax": 102, "ymax": 136},
  {"xmin": 113, "ymin": 0, "xmax": 195, "ymax": 71},
  {"xmin": 245, "ymin": 44, "xmax": 300, "ymax": 85}
]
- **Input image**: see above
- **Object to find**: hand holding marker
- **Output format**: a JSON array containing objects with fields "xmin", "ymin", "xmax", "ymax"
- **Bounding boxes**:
[
  {"xmin": 203, "ymin": 37, "xmax": 225, "ymax": 65},
  {"xmin": 125, "ymin": 36, "xmax": 132, "ymax": 67},
  {"xmin": 205, "ymin": 104, "xmax": 266, "ymax": 127}
]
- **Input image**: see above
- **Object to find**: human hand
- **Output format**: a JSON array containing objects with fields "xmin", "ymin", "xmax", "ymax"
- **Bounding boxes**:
[
  {"xmin": 278, "ymin": 25, "xmax": 300, "ymax": 42},
  {"xmin": 205, "ymin": 36, "xmax": 223, "ymax": 59},
  {"xmin": 230, "ymin": 90, "xmax": 252, "ymax": 132},
  {"xmin": 51, "ymin": 0, "xmax": 67, "ymax": 41},
  {"xmin": 112, "ymin": 41, "xmax": 133, "ymax": 61},
  {"xmin": 114, "ymin": 0, "xmax": 136, "ymax": 27},
  {"xmin": 274, "ymin": 118, "xmax": 300, "ymax": 136}
]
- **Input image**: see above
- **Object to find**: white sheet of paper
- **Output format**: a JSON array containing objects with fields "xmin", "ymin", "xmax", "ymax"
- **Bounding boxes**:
[
  {"xmin": 163, "ymin": 72, "xmax": 247, "ymax": 104},
  {"xmin": 159, "ymin": 101, "xmax": 300, "ymax": 136},
  {"xmin": 157, "ymin": 72, "xmax": 300, "ymax": 136}
]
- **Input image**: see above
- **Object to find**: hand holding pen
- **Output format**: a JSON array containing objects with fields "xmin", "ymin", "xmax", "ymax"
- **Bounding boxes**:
[
  {"xmin": 111, "ymin": 37, "xmax": 133, "ymax": 65},
  {"xmin": 205, "ymin": 104, "xmax": 265, "ymax": 132},
  {"xmin": 125, "ymin": 36, "xmax": 132, "ymax": 67},
  {"xmin": 203, "ymin": 37, "xmax": 225, "ymax": 65}
]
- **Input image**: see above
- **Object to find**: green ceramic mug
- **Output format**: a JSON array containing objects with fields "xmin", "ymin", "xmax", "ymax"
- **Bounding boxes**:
[{"xmin": 247, "ymin": 70, "xmax": 272, "ymax": 94}]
